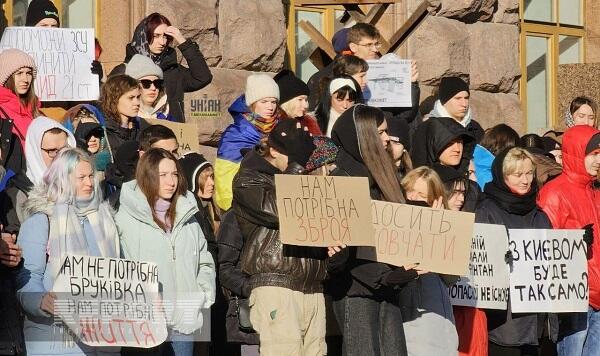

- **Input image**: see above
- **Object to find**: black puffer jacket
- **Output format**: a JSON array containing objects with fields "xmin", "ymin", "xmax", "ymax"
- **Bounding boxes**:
[
  {"xmin": 110, "ymin": 21, "xmax": 213, "ymax": 123},
  {"xmin": 232, "ymin": 150, "xmax": 328, "ymax": 293},
  {"xmin": 476, "ymin": 148, "xmax": 558, "ymax": 346}
]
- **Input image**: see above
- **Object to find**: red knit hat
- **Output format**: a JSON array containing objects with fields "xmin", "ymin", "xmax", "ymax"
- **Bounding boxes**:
[{"xmin": 0, "ymin": 49, "xmax": 38, "ymax": 86}]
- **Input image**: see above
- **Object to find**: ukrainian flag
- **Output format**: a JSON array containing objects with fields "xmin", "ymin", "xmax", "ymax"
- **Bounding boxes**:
[{"xmin": 214, "ymin": 95, "xmax": 261, "ymax": 211}]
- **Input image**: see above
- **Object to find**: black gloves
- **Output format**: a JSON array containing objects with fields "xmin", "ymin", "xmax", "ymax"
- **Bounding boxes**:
[
  {"xmin": 383, "ymin": 267, "xmax": 418, "ymax": 286},
  {"xmin": 505, "ymin": 250, "xmax": 514, "ymax": 264},
  {"xmin": 283, "ymin": 162, "xmax": 306, "ymax": 175},
  {"xmin": 91, "ymin": 60, "xmax": 104, "ymax": 83},
  {"xmin": 583, "ymin": 224, "xmax": 594, "ymax": 247}
]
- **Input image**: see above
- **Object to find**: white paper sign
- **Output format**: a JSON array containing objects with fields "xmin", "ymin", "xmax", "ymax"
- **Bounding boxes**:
[
  {"xmin": 364, "ymin": 54, "xmax": 411, "ymax": 107},
  {"xmin": 53, "ymin": 255, "xmax": 168, "ymax": 348},
  {"xmin": 508, "ymin": 229, "xmax": 589, "ymax": 313},
  {"xmin": 449, "ymin": 223, "xmax": 510, "ymax": 310},
  {"xmin": 0, "ymin": 27, "xmax": 99, "ymax": 101}
]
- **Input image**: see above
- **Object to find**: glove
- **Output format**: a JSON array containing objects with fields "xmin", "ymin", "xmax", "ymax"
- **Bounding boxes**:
[
  {"xmin": 288, "ymin": 127, "xmax": 315, "ymax": 169},
  {"xmin": 283, "ymin": 161, "xmax": 306, "ymax": 175},
  {"xmin": 383, "ymin": 267, "xmax": 418, "ymax": 286},
  {"xmin": 91, "ymin": 60, "xmax": 104, "ymax": 81},
  {"xmin": 504, "ymin": 250, "xmax": 514, "ymax": 264},
  {"xmin": 583, "ymin": 224, "xmax": 594, "ymax": 247}
]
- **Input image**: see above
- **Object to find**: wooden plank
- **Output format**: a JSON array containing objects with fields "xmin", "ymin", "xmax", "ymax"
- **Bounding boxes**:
[
  {"xmin": 364, "ymin": 4, "xmax": 389, "ymax": 24},
  {"xmin": 343, "ymin": 4, "xmax": 365, "ymax": 23},
  {"xmin": 296, "ymin": 0, "xmax": 398, "ymax": 5},
  {"xmin": 379, "ymin": 0, "xmax": 429, "ymax": 54},
  {"xmin": 298, "ymin": 20, "xmax": 337, "ymax": 59}
]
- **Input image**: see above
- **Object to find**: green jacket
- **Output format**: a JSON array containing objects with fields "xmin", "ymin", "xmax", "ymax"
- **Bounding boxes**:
[{"xmin": 116, "ymin": 180, "xmax": 215, "ymax": 334}]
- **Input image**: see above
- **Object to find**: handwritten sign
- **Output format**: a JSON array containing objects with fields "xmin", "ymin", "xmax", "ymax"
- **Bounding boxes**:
[
  {"xmin": 364, "ymin": 54, "xmax": 412, "ymax": 107},
  {"xmin": 449, "ymin": 224, "xmax": 510, "ymax": 310},
  {"xmin": 53, "ymin": 255, "xmax": 168, "ymax": 348},
  {"xmin": 360, "ymin": 200, "xmax": 475, "ymax": 275},
  {"xmin": 275, "ymin": 175, "xmax": 374, "ymax": 247},
  {"xmin": 508, "ymin": 229, "xmax": 588, "ymax": 313},
  {"xmin": 145, "ymin": 118, "xmax": 200, "ymax": 154},
  {"xmin": 0, "ymin": 27, "xmax": 99, "ymax": 101}
]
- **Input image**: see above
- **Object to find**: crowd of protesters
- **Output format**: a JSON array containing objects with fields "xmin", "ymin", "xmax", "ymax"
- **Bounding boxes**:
[{"xmin": 0, "ymin": 1, "xmax": 599, "ymax": 356}]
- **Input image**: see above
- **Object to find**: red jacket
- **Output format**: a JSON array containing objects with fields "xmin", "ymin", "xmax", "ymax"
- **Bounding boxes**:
[
  {"xmin": 538, "ymin": 125, "xmax": 600, "ymax": 308},
  {"xmin": 0, "ymin": 86, "xmax": 36, "ymax": 149}
]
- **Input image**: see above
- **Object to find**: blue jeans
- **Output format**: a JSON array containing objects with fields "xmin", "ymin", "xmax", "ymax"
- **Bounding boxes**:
[
  {"xmin": 557, "ymin": 307, "xmax": 600, "ymax": 356},
  {"xmin": 164, "ymin": 331, "xmax": 194, "ymax": 356}
]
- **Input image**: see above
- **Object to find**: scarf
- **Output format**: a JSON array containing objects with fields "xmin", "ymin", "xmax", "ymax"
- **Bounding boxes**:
[
  {"xmin": 154, "ymin": 198, "xmax": 172, "ymax": 232},
  {"xmin": 243, "ymin": 112, "xmax": 279, "ymax": 134},
  {"xmin": 483, "ymin": 148, "xmax": 538, "ymax": 216},
  {"xmin": 565, "ymin": 108, "xmax": 575, "ymax": 128},
  {"xmin": 46, "ymin": 193, "xmax": 119, "ymax": 280},
  {"xmin": 429, "ymin": 99, "xmax": 473, "ymax": 128}
]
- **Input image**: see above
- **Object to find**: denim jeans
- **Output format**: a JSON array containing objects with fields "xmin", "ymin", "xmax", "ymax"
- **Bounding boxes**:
[
  {"xmin": 557, "ymin": 307, "xmax": 600, "ymax": 356},
  {"xmin": 332, "ymin": 296, "xmax": 407, "ymax": 356}
]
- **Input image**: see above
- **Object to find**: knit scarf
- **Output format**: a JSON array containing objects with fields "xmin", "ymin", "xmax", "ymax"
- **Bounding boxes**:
[
  {"xmin": 565, "ymin": 108, "xmax": 575, "ymax": 128},
  {"xmin": 46, "ymin": 193, "xmax": 119, "ymax": 280},
  {"xmin": 243, "ymin": 112, "xmax": 279, "ymax": 134}
]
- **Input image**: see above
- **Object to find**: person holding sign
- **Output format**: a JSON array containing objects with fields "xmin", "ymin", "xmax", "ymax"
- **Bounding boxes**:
[
  {"xmin": 476, "ymin": 147, "xmax": 558, "ymax": 355},
  {"xmin": 232, "ymin": 119, "xmax": 338, "ymax": 356},
  {"xmin": 117, "ymin": 148, "xmax": 215, "ymax": 355},
  {"xmin": 109, "ymin": 12, "xmax": 213, "ymax": 123},
  {"xmin": 125, "ymin": 54, "xmax": 174, "ymax": 122},
  {"xmin": 538, "ymin": 125, "xmax": 600, "ymax": 356},
  {"xmin": 16, "ymin": 148, "xmax": 120, "ymax": 355},
  {"xmin": 327, "ymin": 104, "xmax": 416, "ymax": 356}
]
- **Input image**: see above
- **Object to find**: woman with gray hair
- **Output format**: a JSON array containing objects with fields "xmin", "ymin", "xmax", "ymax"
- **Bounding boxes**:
[{"xmin": 15, "ymin": 148, "xmax": 120, "ymax": 355}]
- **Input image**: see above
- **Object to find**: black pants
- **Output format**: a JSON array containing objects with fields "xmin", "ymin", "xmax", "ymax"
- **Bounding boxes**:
[{"xmin": 332, "ymin": 296, "xmax": 407, "ymax": 356}]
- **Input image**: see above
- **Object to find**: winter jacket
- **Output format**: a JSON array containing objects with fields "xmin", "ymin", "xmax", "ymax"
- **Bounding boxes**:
[
  {"xmin": 214, "ymin": 95, "xmax": 263, "ymax": 211},
  {"xmin": 538, "ymin": 125, "xmax": 600, "ymax": 309},
  {"xmin": 473, "ymin": 144, "xmax": 494, "ymax": 190},
  {"xmin": 103, "ymin": 116, "xmax": 146, "ymax": 161},
  {"xmin": 232, "ymin": 149, "xmax": 328, "ymax": 293},
  {"xmin": 428, "ymin": 100, "xmax": 484, "ymax": 143},
  {"xmin": 116, "ymin": 180, "xmax": 216, "ymax": 334},
  {"xmin": 477, "ymin": 147, "xmax": 558, "ymax": 346},
  {"xmin": 110, "ymin": 26, "xmax": 213, "ymax": 123},
  {"xmin": 530, "ymin": 152, "xmax": 562, "ymax": 187},
  {"xmin": 0, "ymin": 86, "xmax": 38, "ymax": 148}
]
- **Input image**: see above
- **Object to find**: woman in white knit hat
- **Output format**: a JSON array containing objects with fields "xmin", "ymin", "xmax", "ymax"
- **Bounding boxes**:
[
  {"xmin": 125, "ymin": 54, "xmax": 174, "ymax": 121},
  {"xmin": 0, "ymin": 48, "xmax": 40, "ymax": 149},
  {"xmin": 213, "ymin": 73, "xmax": 280, "ymax": 211}
]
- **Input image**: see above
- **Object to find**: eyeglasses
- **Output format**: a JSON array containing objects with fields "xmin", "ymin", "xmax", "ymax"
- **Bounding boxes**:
[
  {"xmin": 139, "ymin": 79, "xmax": 164, "ymax": 90},
  {"xmin": 356, "ymin": 42, "xmax": 381, "ymax": 50},
  {"xmin": 41, "ymin": 145, "xmax": 66, "ymax": 158}
]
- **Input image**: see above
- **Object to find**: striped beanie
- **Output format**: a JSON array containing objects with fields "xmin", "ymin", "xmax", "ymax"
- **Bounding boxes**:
[{"xmin": 0, "ymin": 49, "xmax": 38, "ymax": 86}]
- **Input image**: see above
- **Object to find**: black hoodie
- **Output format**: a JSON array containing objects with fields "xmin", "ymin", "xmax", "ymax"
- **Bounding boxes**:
[{"xmin": 109, "ymin": 17, "xmax": 213, "ymax": 123}]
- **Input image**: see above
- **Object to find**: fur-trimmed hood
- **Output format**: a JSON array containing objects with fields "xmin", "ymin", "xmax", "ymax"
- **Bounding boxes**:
[{"xmin": 22, "ymin": 185, "xmax": 55, "ymax": 218}]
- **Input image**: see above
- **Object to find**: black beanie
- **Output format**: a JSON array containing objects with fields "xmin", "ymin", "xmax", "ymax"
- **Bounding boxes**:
[
  {"xmin": 439, "ymin": 77, "xmax": 469, "ymax": 105},
  {"xmin": 268, "ymin": 119, "xmax": 316, "ymax": 167},
  {"xmin": 274, "ymin": 70, "xmax": 310, "ymax": 106},
  {"xmin": 26, "ymin": 0, "xmax": 60, "ymax": 27},
  {"xmin": 586, "ymin": 133, "xmax": 600, "ymax": 155},
  {"xmin": 386, "ymin": 116, "xmax": 411, "ymax": 152},
  {"xmin": 180, "ymin": 152, "xmax": 211, "ymax": 193}
]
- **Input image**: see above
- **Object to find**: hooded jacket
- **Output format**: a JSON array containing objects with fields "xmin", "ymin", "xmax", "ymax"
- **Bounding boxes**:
[
  {"xmin": 477, "ymin": 148, "xmax": 558, "ymax": 346},
  {"xmin": 428, "ymin": 99, "xmax": 484, "ymax": 143},
  {"xmin": 24, "ymin": 117, "xmax": 76, "ymax": 186},
  {"xmin": 116, "ymin": 180, "xmax": 216, "ymax": 334},
  {"xmin": 538, "ymin": 125, "xmax": 600, "ymax": 309},
  {"xmin": 0, "ymin": 86, "xmax": 39, "ymax": 148},
  {"xmin": 473, "ymin": 144, "xmax": 494, "ymax": 190},
  {"xmin": 214, "ymin": 95, "xmax": 263, "ymax": 211},
  {"xmin": 232, "ymin": 149, "xmax": 328, "ymax": 293},
  {"xmin": 109, "ymin": 18, "xmax": 212, "ymax": 123}
]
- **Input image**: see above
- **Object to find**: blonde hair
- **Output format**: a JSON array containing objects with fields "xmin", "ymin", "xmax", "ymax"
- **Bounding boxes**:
[
  {"xmin": 401, "ymin": 166, "xmax": 448, "ymax": 208},
  {"xmin": 280, "ymin": 98, "xmax": 302, "ymax": 118},
  {"xmin": 502, "ymin": 147, "xmax": 536, "ymax": 177}
]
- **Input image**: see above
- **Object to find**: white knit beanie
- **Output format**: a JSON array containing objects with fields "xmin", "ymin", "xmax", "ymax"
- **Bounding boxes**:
[
  {"xmin": 0, "ymin": 49, "xmax": 38, "ymax": 86},
  {"xmin": 245, "ymin": 73, "xmax": 279, "ymax": 106},
  {"xmin": 125, "ymin": 54, "xmax": 164, "ymax": 80}
]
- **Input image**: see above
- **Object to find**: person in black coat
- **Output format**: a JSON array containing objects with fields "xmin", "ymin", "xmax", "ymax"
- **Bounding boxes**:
[
  {"xmin": 476, "ymin": 146, "xmax": 558, "ymax": 356},
  {"xmin": 109, "ymin": 12, "xmax": 212, "ymax": 123}
]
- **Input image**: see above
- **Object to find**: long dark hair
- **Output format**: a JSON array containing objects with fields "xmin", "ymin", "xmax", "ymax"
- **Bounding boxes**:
[
  {"xmin": 354, "ymin": 105, "xmax": 405, "ymax": 203},
  {"xmin": 144, "ymin": 13, "xmax": 173, "ymax": 47},
  {"xmin": 100, "ymin": 75, "xmax": 139, "ymax": 122},
  {"xmin": 5, "ymin": 72, "xmax": 40, "ymax": 117},
  {"xmin": 136, "ymin": 148, "xmax": 187, "ymax": 232},
  {"xmin": 315, "ymin": 75, "xmax": 361, "ymax": 133},
  {"xmin": 480, "ymin": 124, "xmax": 520, "ymax": 156}
]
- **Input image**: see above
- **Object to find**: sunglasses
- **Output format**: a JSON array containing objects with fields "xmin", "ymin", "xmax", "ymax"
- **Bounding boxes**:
[{"xmin": 139, "ymin": 79, "xmax": 164, "ymax": 90}]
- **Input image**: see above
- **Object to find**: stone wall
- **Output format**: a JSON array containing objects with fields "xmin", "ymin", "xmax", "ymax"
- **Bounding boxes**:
[
  {"xmin": 557, "ymin": 63, "xmax": 600, "ymax": 131},
  {"xmin": 403, "ymin": 0, "xmax": 523, "ymax": 133}
]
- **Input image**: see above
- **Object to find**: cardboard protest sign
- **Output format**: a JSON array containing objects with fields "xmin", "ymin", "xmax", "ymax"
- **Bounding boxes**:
[
  {"xmin": 360, "ymin": 200, "xmax": 475, "ymax": 275},
  {"xmin": 508, "ymin": 229, "xmax": 588, "ymax": 313},
  {"xmin": 275, "ymin": 175, "xmax": 374, "ymax": 247},
  {"xmin": 145, "ymin": 118, "xmax": 199, "ymax": 154},
  {"xmin": 0, "ymin": 27, "xmax": 99, "ymax": 101},
  {"xmin": 449, "ymin": 223, "xmax": 510, "ymax": 309},
  {"xmin": 53, "ymin": 255, "xmax": 168, "ymax": 348},
  {"xmin": 364, "ymin": 54, "xmax": 412, "ymax": 107}
]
